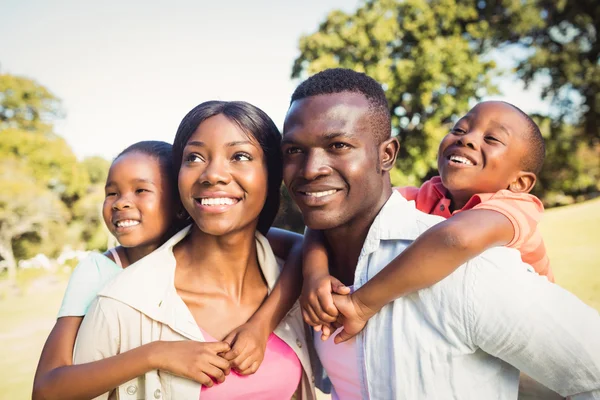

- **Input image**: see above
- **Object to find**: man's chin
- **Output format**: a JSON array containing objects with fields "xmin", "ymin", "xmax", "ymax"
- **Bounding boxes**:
[{"xmin": 302, "ymin": 211, "xmax": 342, "ymax": 231}]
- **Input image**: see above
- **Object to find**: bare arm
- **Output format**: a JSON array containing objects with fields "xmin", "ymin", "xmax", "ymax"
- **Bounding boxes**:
[
  {"xmin": 353, "ymin": 209, "xmax": 514, "ymax": 318},
  {"xmin": 257, "ymin": 227, "xmax": 305, "ymax": 333},
  {"xmin": 33, "ymin": 316, "xmax": 230, "ymax": 400},
  {"xmin": 32, "ymin": 317, "xmax": 162, "ymax": 400}
]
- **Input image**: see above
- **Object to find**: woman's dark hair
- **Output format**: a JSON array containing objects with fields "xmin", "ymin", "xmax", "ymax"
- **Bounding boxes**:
[{"xmin": 172, "ymin": 101, "xmax": 282, "ymax": 236}]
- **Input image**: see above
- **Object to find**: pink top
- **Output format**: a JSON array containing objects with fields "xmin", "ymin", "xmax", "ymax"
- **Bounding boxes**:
[
  {"xmin": 200, "ymin": 328, "xmax": 302, "ymax": 399},
  {"xmin": 313, "ymin": 286, "xmax": 362, "ymax": 400}
]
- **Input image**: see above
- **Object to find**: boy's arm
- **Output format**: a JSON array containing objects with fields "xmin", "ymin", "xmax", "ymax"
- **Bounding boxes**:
[
  {"xmin": 335, "ymin": 209, "xmax": 513, "ymax": 342},
  {"xmin": 300, "ymin": 228, "xmax": 349, "ymax": 328}
]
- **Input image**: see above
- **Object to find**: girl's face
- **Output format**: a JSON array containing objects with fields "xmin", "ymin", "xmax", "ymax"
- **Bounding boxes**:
[
  {"xmin": 102, "ymin": 152, "xmax": 175, "ymax": 250},
  {"xmin": 178, "ymin": 114, "xmax": 268, "ymax": 237}
]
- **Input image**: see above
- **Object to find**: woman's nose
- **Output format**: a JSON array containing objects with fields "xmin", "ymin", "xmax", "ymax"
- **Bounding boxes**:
[{"xmin": 200, "ymin": 158, "xmax": 232, "ymax": 186}]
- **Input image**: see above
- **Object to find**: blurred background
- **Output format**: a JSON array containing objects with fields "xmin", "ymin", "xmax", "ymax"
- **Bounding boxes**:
[{"xmin": 1, "ymin": 0, "xmax": 598, "ymax": 398}]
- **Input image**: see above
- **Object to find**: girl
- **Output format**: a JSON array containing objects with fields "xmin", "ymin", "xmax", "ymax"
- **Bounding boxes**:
[{"xmin": 33, "ymin": 139, "xmax": 305, "ymax": 399}]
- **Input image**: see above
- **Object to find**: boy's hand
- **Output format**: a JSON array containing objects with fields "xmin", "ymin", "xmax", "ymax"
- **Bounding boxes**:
[
  {"xmin": 154, "ymin": 340, "xmax": 231, "ymax": 387},
  {"xmin": 300, "ymin": 274, "xmax": 351, "ymax": 330},
  {"xmin": 222, "ymin": 323, "xmax": 269, "ymax": 375},
  {"xmin": 330, "ymin": 293, "xmax": 378, "ymax": 344}
]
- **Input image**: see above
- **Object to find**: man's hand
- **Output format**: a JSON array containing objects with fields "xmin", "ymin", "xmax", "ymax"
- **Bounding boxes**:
[
  {"xmin": 222, "ymin": 323, "xmax": 269, "ymax": 376},
  {"xmin": 331, "ymin": 293, "xmax": 378, "ymax": 344},
  {"xmin": 153, "ymin": 341, "xmax": 231, "ymax": 387},
  {"xmin": 300, "ymin": 274, "xmax": 350, "ymax": 332}
]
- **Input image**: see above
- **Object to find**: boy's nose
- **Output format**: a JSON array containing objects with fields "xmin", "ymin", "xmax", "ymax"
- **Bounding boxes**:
[{"xmin": 456, "ymin": 131, "xmax": 479, "ymax": 150}]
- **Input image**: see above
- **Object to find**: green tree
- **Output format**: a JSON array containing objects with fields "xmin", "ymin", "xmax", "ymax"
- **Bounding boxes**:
[
  {"xmin": 292, "ymin": 0, "xmax": 498, "ymax": 186},
  {"xmin": 0, "ymin": 73, "xmax": 63, "ymax": 132},
  {"xmin": 0, "ymin": 157, "xmax": 69, "ymax": 279}
]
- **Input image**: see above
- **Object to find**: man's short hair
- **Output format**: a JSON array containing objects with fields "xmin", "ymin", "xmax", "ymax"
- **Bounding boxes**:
[{"xmin": 290, "ymin": 68, "xmax": 391, "ymax": 143}]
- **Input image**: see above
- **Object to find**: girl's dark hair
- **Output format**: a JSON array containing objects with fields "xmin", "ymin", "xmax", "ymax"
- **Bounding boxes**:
[
  {"xmin": 172, "ymin": 101, "xmax": 282, "ymax": 236},
  {"xmin": 116, "ymin": 140, "xmax": 187, "ymax": 232}
]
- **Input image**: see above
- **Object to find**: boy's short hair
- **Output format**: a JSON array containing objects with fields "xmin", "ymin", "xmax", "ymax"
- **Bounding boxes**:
[
  {"xmin": 506, "ymin": 103, "xmax": 545, "ymax": 176},
  {"xmin": 290, "ymin": 68, "xmax": 391, "ymax": 143}
]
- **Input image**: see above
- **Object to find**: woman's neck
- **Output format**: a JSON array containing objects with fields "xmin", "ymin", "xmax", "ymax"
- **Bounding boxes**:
[{"xmin": 174, "ymin": 225, "xmax": 264, "ymax": 299}]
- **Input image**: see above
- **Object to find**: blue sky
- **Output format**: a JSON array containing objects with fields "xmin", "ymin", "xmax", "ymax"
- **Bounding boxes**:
[{"xmin": 1, "ymin": 0, "xmax": 550, "ymax": 160}]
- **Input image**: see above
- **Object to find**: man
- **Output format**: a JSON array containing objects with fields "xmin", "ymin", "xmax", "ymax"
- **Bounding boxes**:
[{"xmin": 281, "ymin": 68, "xmax": 600, "ymax": 399}]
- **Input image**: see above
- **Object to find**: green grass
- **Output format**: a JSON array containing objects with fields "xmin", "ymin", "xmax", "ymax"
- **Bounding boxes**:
[
  {"xmin": 0, "ymin": 198, "xmax": 598, "ymax": 399},
  {"xmin": 540, "ymin": 196, "xmax": 600, "ymax": 311}
]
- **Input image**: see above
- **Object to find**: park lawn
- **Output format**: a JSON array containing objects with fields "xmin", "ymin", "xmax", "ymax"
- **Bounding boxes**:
[
  {"xmin": 0, "ymin": 197, "xmax": 598, "ymax": 399},
  {"xmin": 539, "ymin": 196, "xmax": 600, "ymax": 311}
]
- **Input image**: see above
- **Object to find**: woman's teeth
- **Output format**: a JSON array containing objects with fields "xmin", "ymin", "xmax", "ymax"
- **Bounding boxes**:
[
  {"xmin": 305, "ymin": 190, "xmax": 337, "ymax": 198},
  {"xmin": 200, "ymin": 197, "xmax": 236, "ymax": 206},
  {"xmin": 449, "ymin": 155, "xmax": 474, "ymax": 165},
  {"xmin": 116, "ymin": 220, "xmax": 140, "ymax": 227}
]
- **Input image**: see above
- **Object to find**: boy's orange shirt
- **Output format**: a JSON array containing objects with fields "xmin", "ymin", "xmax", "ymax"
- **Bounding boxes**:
[{"xmin": 396, "ymin": 176, "xmax": 553, "ymax": 282}]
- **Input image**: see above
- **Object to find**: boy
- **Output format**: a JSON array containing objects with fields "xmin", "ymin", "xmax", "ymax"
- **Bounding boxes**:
[{"xmin": 301, "ymin": 100, "xmax": 552, "ymax": 342}]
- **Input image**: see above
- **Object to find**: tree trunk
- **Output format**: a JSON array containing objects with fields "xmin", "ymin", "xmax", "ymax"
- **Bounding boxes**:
[{"xmin": 0, "ymin": 239, "xmax": 17, "ymax": 283}]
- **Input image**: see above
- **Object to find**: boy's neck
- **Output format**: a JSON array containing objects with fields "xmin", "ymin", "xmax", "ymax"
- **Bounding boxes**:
[{"xmin": 446, "ymin": 189, "xmax": 474, "ymax": 212}]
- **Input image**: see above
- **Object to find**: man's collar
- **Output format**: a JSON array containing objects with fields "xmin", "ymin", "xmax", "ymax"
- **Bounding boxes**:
[{"xmin": 360, "ymin": 191, "xmax": 424, "ymax": 258}]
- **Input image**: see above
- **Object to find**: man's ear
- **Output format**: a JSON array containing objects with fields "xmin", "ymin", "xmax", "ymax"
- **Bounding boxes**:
[
  {"xmin": 508, "ymin": 171, "xmax": 537, "ymax": 193},
  {"xmin": 379, "ymin": 137, "xmax": 399, "ymax": 172}
]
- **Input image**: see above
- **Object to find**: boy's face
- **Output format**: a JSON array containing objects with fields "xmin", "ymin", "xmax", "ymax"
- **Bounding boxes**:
[
  {"xmin": 437, "ymin": 101, "xmax": 530, "ymax": 199},
  {"xmin": 281, "ymin": 92, "xmax": 387, "ymax": 230}
]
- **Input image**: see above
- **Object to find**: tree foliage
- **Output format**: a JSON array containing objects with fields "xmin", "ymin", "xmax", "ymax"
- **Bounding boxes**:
[
  {"xmin": 0, "ymin": 73, "xmax": 109, "ymax": 279},
  {"xmin": 292, "ymin": 0, "xmax": 600, "ymax": 199},
  {"xmin": 292, "ymin": 0, "xmax": 498, "ymax": 186}
]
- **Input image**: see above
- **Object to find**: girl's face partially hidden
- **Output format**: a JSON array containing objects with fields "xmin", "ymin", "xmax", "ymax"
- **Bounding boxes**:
[
  {"xmin": 178, "ymin": 114, "xmax": 268, "ymax": 237},
  {"xmin": 102, "ymin": 152, "xmax": 175, "ymax": 250}
]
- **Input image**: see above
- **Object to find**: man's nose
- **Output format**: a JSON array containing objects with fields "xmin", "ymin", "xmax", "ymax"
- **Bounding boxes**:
[
  {"xmin": 301, "ymin": 150, "xmax": 331, "ymax": 180},
  {"xmin": 200, "ymin": 157, "xmax": 232, "ymax": 186}
]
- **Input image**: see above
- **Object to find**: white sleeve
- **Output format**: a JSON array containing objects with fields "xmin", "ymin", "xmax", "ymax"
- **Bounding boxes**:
[{"xmin": 468, "ymin": 248, "xmax": 600, "ymax": 399}]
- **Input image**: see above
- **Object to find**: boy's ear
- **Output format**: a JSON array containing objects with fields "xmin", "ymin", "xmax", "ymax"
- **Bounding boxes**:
[
  {"xmin": 509, "ymin": 171, "xmax": 537, "ymax": 193},
  {"xmin": 379, "ymin": 137, "xmax": 400, "ymax": 172}
]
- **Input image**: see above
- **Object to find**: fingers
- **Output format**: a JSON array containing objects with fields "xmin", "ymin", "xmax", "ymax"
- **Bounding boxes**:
[
  {"xmin": 196, "ymin": 372, "xmax": 215, "ymax": 387},
  {"xmin": 302, "ymin": 303, "xmax": 323, "ymax": 327},
  {"xmin": 202, "ymin": 363, "xmax": 228, "ymax": 384},
  {"xmin": 330, "ymin": 276, "xmax": 351, "ymax": 295},
  {"xmin": 320, "ymin": 324, "xmax": 332, "ymax": 341},
  {"xmin": 206, "ymin": 341, "xmax": 231, "ymax": 354},
  {"xmin": 315, "ymin": 288, "xmax": 339, "ymax": 322},
  {"xmin": 222, "ymin": 331, "xmax": 237, "ymax": 347},
  {"xmin": 238, "ymin": 360, "xmax": 260, "ymax": 376},
  {"xmin": 334, "ymin": 328, "xmax": 357, "ymax": 344}
]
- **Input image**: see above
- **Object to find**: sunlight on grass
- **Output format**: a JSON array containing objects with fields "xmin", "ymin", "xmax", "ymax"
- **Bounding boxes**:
[{"xmin": 540, "ymin": 197, "xmax": 600, "ymax": 311}]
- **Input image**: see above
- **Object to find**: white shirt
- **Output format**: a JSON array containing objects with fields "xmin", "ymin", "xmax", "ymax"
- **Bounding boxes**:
[
  {"xmin": 73, "ymin": 226, "xmax": 318, "ymax": 400},
  {"xmin": 318, "ymin": 192, "xmax": 600, "ymax": 399}
]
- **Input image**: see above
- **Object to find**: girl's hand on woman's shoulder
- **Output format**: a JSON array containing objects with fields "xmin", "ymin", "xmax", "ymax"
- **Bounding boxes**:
[
  {"xmin": 150, "ymin": 340, "xmax": 231, "ymax": 387},
  {"xmin": 222, "ymin": 322, "xmax": 270, "ymax": 376}
]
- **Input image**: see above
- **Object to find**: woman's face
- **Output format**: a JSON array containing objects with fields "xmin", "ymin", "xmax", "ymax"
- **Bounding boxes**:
[{"xmin": 178, "ymin": 114, "xmax": 268, "ymax": 237}]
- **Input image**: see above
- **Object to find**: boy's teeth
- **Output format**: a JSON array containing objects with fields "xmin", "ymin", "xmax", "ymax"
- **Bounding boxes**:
[
  {"xmin": 117, "ymin": 220, "xmax": 140, "ymax": 228},
  {"xmin": 449, "ymin": 155, "xmax": 474, "ymax": 165},
  {"xmin": 305, "ymin": 190, "xmax": 337, "ymax": 198},
  {"xmin": 200, "ymin": 197, "xmax": 236, "ymax": 206}
]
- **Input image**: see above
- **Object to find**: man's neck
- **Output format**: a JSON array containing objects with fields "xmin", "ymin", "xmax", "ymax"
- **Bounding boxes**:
[{"xmin": 323, "ymin": 189, "xmax": 393, "ymax": 286}]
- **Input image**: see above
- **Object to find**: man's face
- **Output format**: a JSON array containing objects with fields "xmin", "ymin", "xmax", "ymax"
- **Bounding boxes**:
[{"xmin": 282, "ymin": 92, "xmax": 385, "ymax": 230}]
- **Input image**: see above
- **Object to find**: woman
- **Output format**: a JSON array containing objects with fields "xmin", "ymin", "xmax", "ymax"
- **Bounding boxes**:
[{"xmin": 74, "ymin": 101, "xmax": 317, "ymax": 399}]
